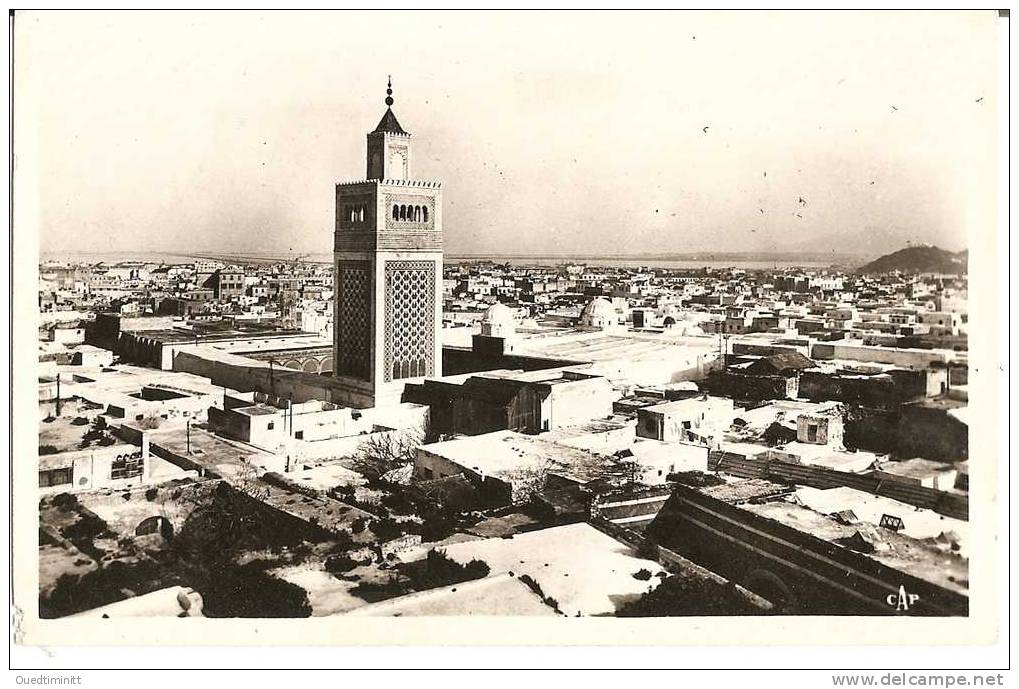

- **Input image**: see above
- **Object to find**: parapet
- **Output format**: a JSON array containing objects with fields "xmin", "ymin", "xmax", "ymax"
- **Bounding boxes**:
[{"xmin": 336, "ymin": 179, "xmax": 442, "ymax": 189}]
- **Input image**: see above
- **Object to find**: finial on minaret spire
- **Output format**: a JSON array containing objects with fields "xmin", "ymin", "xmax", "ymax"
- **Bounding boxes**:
[{"xmin": 385, "ymin": 76, "xmax": 394, "ymax": 107}]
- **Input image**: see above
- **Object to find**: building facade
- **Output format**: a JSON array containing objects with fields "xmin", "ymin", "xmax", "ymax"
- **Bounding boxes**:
[{"xmin": 333, "ymin": 80, "xmax": 443, "ymax": 408}]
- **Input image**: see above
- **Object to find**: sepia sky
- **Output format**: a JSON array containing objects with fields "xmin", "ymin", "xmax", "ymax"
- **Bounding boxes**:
[{"xmin": 17, "ymin": 10, "xmax": 998, "ymax": 259}]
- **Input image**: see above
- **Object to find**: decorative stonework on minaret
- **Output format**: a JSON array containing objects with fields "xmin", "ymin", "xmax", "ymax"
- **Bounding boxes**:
[
  {"xmin": 333, "ymin": 79, "xmax": 443, "ymax": 408},
  {"xmin": 366, "ymin": 77, "xmax": 411, "ymax": 181}
]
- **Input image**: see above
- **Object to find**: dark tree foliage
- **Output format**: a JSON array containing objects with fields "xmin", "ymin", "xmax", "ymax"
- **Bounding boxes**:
[
  {"xmin": 369, "ymin": 517, "xmax": 406, "ymax": 543},
  {"xmin": 41, "ymin": 559, "xmax": 166, "ymax": 619},
  {"xmin": 324, "ymin": 554, "xmax": 362, "ymax": 575},
  {"xmin": 636, "ymin": 535, "xmax": 659, "ymax": 561},
  {"xmin": 157, "ymin": 485, "xmax": 316, "ymax": 617},
  {"xmin": 60, "ymin": 512, "xmax": 110, "ymax": 546},
  {"xmin": 616, "ymin": 573, "xmax": 760, "ymax": 617},
  {"xmin": 667, "ymin": 471, "xmax": 726, "ymax": 488},
  {"xmin": 198, "ymin": 562, "xmax": 312, "ymax": 618},
  {"xmin": 409, "ymin": 549, "xmax": 489, "ymax": 591}
]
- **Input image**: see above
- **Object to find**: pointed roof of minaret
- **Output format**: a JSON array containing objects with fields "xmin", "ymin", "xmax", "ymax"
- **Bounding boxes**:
[{"xmin": 372, "ymin": 76, "xmax": 408, "ymax": 135}]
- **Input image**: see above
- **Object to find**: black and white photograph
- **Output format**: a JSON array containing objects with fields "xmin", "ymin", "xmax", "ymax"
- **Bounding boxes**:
[{"xmin": 7, "ymin": 7, "xmax": 1010, "ymax": 677}]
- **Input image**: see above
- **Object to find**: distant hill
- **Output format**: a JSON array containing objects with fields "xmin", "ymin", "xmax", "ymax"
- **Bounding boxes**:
[{"xmin": 856, "ymin": 246, "xmax": 968, "ymax": 275}]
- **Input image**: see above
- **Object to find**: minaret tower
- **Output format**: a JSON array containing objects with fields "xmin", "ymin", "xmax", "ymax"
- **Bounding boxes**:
[{"xmin": 333, "ymin": 79, "xmax": 443, "ymax": 408}]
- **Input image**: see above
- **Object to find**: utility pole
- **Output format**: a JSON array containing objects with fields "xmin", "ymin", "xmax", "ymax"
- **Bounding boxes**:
[
  {"xmin": 55, "ymin": 373, "xmax": 61, "ymax": 417},
  {"xmin": 186, "ymin": 419, "xmax": 191, "ymax": 455}
]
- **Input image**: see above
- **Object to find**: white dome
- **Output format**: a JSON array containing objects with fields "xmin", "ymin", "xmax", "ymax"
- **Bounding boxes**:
[
  {"xmin": 581, "ymin": 297, "xmax": 614, "ymax": 318},
  {"xmin": 481, "ymin": 303, "xmax": 516, "ymax": 338},
  {"xmin": 482, "ymin": 302, "xmax": 515, "ymax": 327}
]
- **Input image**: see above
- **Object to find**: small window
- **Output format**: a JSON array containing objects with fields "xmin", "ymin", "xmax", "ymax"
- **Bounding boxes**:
[
  {"xmin": 294, "ymin": 430, "xmax": 304, "ymax": 440},
  {"xmin": 807, "ymin": 424, "xmax": 818, "ymax": 442},
  {"xmin": 267, "ymin": 422, "xmax": 275, "ymax": 430},
  {"xmin": 39, "ymin": 467, "xmax": 73, "ymax": 488},
  {"xmin": 422, "ymin": 206, "xmax": 428, "ymax": 222},
  {"xmin": 392, "ymin": 205, "xmax": 399, "ymax": 221}
]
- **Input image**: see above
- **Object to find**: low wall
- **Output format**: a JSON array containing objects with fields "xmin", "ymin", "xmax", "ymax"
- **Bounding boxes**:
[
  {"xmin": 707, "ymin": 452, "xmax": 967, "ymax": 520},
  {"xmin": 646, "ymin": 485, "xmax": 968, "ymax": 615},
  {"xmin": 700, "ymin": 372, "xmax": 794, "ymax": 402}
]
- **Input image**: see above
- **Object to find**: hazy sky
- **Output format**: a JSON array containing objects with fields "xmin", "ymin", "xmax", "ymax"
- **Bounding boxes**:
[{"xmin": 17, "ymin": 11, "xmax": 998, "ymax": 258}]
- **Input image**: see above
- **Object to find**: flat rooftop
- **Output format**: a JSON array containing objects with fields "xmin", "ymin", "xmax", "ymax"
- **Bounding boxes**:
[
  {"xmin": 344, "ymin": 572, "xmax": 556, "ymax": 617},
  {"xmin": 435, "ymin": 522, "xmax": 667, "ymax": 616},
  {"xmin": 518, "ymin": 332, "xmax": 716, "ymax": 363},
  {"xmin": 419, "ymin": 430, "xmax": 614, "ymax": 484},
  {"xmin": 875, "ymin": 458, "xmax": 958, "ymax": 479},
  {"xmin": 743, "ymin": 499, "xmax": 968, "ymax": 594}
]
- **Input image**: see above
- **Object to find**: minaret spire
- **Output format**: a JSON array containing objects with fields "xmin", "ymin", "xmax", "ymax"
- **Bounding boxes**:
[{"xmin": 371, "ymin": 76, "xmax": 407, "ymax": 135}]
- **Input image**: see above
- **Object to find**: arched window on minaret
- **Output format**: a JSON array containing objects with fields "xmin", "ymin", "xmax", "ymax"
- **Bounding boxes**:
[
  {"xmin": 392, "ymin": 205, "xmax": 399, "ymax": 221},
  {"xmin": 358, "ymin": 206, "xmax": 365, "ymax": 222},
  {"xmin": 422, "ymin": 206, "xmax": 429, "ymax": 222},
  {"xmin": 413, "ymin": 206, "xmax": 421, "ymax": 222}
]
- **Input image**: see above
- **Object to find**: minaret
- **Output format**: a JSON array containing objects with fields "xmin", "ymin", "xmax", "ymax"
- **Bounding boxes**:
[
  {"xmin": 333, "ymin": 79, "xmax": 443, "ymax": 408},
  {"xmin": 366, "ymin": 77, "xmax": 411, "ymax": 181}
]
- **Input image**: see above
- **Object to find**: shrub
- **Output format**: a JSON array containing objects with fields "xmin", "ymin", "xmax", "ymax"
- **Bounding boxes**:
[
  {"xmin": 324, "ymin": 554, "xmax": 361, "ymax": 575},
  {"xmin": 636, "ymin": 536, "xmax": 659, "ymax": 561},
  {"xmin": 350, "ymin": 517, "xmax": 367, "ymax": 534},
  {"xmin": 406, "ymin": 549, "xmax": 490, "ymax": 591},
  {"xmin": 350, "ymin": 577, "xmax": 411, "ymax": 603},
  {"xmin": 331, "ymin": 485, "xmax": 356, "ymax": 502},
  {"xmin": 198, "ymin": 563, "xmax": 313, "ymax": 618},
  {"xmin": 616, "ymin": 573, "xmax": 760, "ymax": 617},
  {"xmin": 633, "ymin": 568, "xmax": 653, "ymax": 581},
  {"xmin": 370, "ymin": 517, "xmax": 405, "ymax": 543},
  {"xmin": 144, "ymin": 487, "xmax": 159, "ymax": 502},
  {"xmin": 61, "ymin": 513, "xmax": 108, "ymax": 544},
  {"xmin": 418, "ymin": 511, "xmax": 457, "ymax": 543},
  {"xmin": 518, "ymin": 574, "xmax": 561, "ymax": 614},
  {"xmin": 51, "ymin": 493, "xmax": 78, "ymax": 510},
  {"xmin": 381, "ymin": 490, "xmax": 416, "ymax": 515}
]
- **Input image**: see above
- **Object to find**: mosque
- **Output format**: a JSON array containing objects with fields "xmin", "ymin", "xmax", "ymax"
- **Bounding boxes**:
[{"xmin": 326, "ymin": 81, "xmax": 719, "ymax": 413}]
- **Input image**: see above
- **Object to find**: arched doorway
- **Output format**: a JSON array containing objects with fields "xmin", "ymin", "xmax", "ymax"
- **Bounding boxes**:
[
  {"xmin": 135, "ymin": 515, "xmax": 173, "ymax": 540},
  {"xmin": 743, "ymin": 568, "xmax": 797, "ymax": 612}
]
